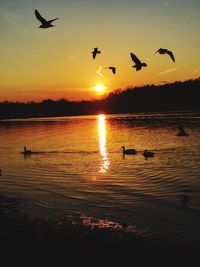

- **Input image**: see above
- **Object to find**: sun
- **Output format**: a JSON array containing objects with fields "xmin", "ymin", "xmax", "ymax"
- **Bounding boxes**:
[{"xmin": 95, "ymin": 84, "xmax": 106, "ymax": 93}]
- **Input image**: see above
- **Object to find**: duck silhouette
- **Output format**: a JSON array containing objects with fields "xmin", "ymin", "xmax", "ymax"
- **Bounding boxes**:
[
  {"xmin": 22, "ymin": 146, "xmax": 32, "ymax": 155},
  {"xmin": 181, "ymin": 195, "xmax": 190, "ymax": 207},
  {"xmin": 143, "ymin": 150, "xmax": 154, "ymax": 158},
  {"xmin": 155, "ymin": 48, "xmax": 175, "ymax": 62},
  {"xmin": 177, "ymin": 126, "xmax": 189, "ymax": 136},
  {"xmin": 35, "ymin": 9, "xmax": 59, "ymax": 28},
  {"xmin": 122, "ymin": 146, "xmax": 137, "ymax": 155},
  {"xmin": 92, "ymin": 47, "xmax": 101, "ymax": 59},
  {"xmin": 130, "ymin": 52, "xmax": 147, "ymax": 71}
]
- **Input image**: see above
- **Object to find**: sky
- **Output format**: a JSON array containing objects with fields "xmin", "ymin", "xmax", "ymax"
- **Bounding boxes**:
[{"xmin": 0, "ymin": 0, "xmax": 200, "ymax": 102}]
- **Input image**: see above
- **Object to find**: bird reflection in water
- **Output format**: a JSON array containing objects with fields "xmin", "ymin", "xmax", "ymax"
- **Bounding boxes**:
[{"xmin": 98, "ymin": 114, "xmax": 110, "ymax": 173}]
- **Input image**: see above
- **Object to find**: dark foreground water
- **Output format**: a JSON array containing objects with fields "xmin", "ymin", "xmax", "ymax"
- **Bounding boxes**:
[{"xmin": 0, "ymin": 111, "xmax": 200, "ymax": 248}]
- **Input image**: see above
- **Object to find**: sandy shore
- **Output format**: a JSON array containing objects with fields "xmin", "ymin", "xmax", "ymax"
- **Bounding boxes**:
[{"xmin": 0, "ymin": 195, "xmax": 199, "ymax": 266}]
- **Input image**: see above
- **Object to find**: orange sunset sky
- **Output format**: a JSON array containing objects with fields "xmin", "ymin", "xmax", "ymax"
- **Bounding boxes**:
[{"xmin": 0, "ymin": 0, "xmax": 200, "ymax": 102}]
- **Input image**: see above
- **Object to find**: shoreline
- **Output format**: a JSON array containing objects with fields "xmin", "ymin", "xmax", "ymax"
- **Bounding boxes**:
[{"xmin": 0, "ymin": 195, "xmax": 199, "ymax": 265}]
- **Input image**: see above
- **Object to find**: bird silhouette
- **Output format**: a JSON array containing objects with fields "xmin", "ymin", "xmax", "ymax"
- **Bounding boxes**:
[
  {"xmin": 130, "ymin": 52, "xmax": 147, "ymax": 71},
  {"xmin": 92, "ymin": 48, "xmax": 101, "ymax": 59},
  {"xmin": 22, "ymin": 146, "xmax": 32, "ymax": 155},
  {"xmin": 35, "ymin": 9, "xmax": 59, "ymax": 28},
  {"xmin": 143, "ymin": 150, "xmax": 154, "ymax": 158},
  {"xmin": 177, "ymin": 126, "xmax": 189, "ymax": 136},
  {"xmin": 105, "ymin": 66, "xmax": 116, "ymax": 74},
  {"xmin": 155, "ymin": 48, "xmax": 175, "ymax": 62},
  {"xmin": 181, "ymin": 195, "xmax": 190, "ymax": 207},
  {"xmin": 122, "ymin": 146, "xmax": 137, "ymax": 155}
]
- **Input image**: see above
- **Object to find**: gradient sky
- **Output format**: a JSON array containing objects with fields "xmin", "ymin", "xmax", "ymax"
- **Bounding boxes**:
[{"xmin": 1, "ymin": 0, "xmax": 200, "ymax": 102}]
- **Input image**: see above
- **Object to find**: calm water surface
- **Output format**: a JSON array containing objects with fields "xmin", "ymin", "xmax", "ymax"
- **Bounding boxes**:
[{"xmin": 0, "ymin": 112, "xmax": 200, "ymax": 243}]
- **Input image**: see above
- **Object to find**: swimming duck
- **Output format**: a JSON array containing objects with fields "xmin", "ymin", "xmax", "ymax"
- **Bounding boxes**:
[
  {"xmin": 22, "ymin": 146, "xmax": 32, "ymax": 155},
  {"xmin": 181, "ymin": 195, "xmax": 190, "ymax": 206},
  {"xmin": 143, "ymin": 149, "xmax": 154, "ymax": 158},
  {"xmin": 177, "ymin": 126, "xmax": 189, "ymax": 136},
  {"xmin": 121, "ymin": 146, "xmax": 137, "ymax": 155}
]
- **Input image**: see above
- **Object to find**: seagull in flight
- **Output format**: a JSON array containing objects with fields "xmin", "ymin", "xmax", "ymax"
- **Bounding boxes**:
[
  {"xmin": 35, "ymin": 9, "xmax": 59, "ymax": 28},
  {"xmin": 130, "ymin": 52, "xmax": 147, "ymax": 71},
  {"xmin": 105, "ymin": 66, "xmax": 116, "ymax": 74},
  {"xmin": 92, "ymin": 47, "xmax": 101, "ymax": 59},
  {"xmin": 155, "ymin": 48, "xmax": 175, "ymax": 62}
]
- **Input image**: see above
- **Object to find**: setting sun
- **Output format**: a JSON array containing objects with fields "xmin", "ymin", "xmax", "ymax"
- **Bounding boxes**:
[{"xmin": 95, "ymin": 84, "xmax": 106, "ymax": 93}]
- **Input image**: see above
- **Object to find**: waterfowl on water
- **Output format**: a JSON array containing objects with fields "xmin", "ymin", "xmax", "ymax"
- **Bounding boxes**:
[
  {"xmin": 22, "ymin": 146, "xmax": 32, "ymax": 155},
  {"xmin": 143, "ymin": 149, "xmax": 154, "ymax": 158},
  {"xmin": 121, "ymin": 146, "xmax": 137, "ymax": 155},
  {"xmin": 177, "ymin": 126, "xmax": 189, "ymax": 136},
  {"xmin": 181, "ymin": 195, "xmax": 190, "ymax": 206}
]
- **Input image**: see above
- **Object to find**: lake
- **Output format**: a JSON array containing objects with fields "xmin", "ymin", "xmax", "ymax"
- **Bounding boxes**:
[{"xmin": 0, "ymin": 112, "xmax": 200, "ymax": 245}]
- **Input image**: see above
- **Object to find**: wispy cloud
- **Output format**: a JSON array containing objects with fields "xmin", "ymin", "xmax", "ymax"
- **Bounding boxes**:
[
  {"xmin": 193, "ymin": 69, "xmax": 199, "ymax": 73},
  {"xmin": 182, "ymin": 59, "xmax": 200, "ymax": 68},
  {"xmin": 161, "ymin": 0, "xmax": 169, "ymax": 7},
  {"xmin": 0, "ymin": 7, "xmax": 23, "ymax": 25},
  {"xmin": 65, "ymin": 55, "xmax": 76, "ymax": 62},
  {"xmin": 96, "ymin": 66, "xmax": 103, "ymax": 77},
  {"xmin": 156, "ymin": 68, "xmax": 177, "ymax": 77}
]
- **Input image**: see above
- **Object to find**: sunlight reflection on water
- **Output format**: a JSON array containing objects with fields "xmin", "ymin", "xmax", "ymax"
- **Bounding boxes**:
[
  {"xmin": 0, "ymin": 112, "xmax": 200, "ymax": 244},
  {"xmin": 98, "ymin": 114, "xmax": 110, "ymax": 173}
]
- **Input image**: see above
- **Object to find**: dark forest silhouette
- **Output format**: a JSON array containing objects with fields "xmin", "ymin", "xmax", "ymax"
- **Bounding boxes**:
[{"xmin": 0, "ymin": 78, "xmax": 200, "ymax": 119}]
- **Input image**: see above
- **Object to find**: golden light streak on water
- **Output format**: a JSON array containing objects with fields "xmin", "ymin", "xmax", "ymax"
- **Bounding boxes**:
[{"xmin": 98, "ymin": 114, "xmax": 110, "ymax": 173}]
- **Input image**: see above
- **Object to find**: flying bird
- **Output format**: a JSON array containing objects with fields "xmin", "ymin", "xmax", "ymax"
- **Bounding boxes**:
[
  {"xmin": 35, "ymin": 9, "xmax": 59, "ymax": 28},
  {"xmin": 92, "ymin": 48, "xmax": 101, "ymax": 59},
  {"xmin": 155, "ymin": 48, "xmax": 175, "ymax": 62},
  {"xmin": 130, "ymin": 52, "xmax": 147, "ymax": 71},
  {"xmin": 105, "ymin": 66, "xmax": 116, "ymax": 74}
]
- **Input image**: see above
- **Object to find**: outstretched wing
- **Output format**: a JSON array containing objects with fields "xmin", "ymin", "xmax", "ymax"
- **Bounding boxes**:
[
  {"xmin": 110, "ymin": 67, "xmax": 116, "ymax": 74},
  {"xmin": 166, "ymin": 50, "xmax": 175, "ymax": 62},
  {"xmin": 92, "ymin": 48, "xmax": 98, "ymax": 59},
  {"xmin": 35, "ymin": 9, "xmax": 47, "ymax": 23},
  {"xmin": 130, "ymin": 52, "xmax": 142, "ymax": 64},
  {"xmin": 154, "ymin": 49, "xmax": 160, "ymax": 54},
  {"xmin": 48, "ymin": 17, "xmax": 59, "ymax": 24}
]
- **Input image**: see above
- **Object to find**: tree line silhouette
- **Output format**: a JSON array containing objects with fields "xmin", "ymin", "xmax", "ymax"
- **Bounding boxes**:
[{"xmin": 0, "ymin": 78, "xmax": 199, "ymax": 119}]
